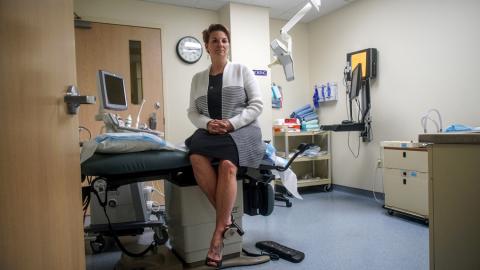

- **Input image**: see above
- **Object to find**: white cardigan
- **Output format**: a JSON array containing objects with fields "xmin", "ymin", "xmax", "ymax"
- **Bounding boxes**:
[
  {"xmin": 186, "ymin": 61, "xmax": 265, "ymax": 168},
  {"xmin": 187, "ymin": 62, "xmax": 263, "ymax": 130}
]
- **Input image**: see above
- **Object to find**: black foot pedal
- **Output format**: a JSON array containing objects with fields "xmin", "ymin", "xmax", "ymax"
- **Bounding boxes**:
[{"xmin": 255, "ymin": 241, "xmax": 305, "ymax": 263}]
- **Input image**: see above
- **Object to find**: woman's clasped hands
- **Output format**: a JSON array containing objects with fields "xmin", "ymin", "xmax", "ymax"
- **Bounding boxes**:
[{"xmin": 207, "ymin": 119, "xmax": 233, "ymax": 134}]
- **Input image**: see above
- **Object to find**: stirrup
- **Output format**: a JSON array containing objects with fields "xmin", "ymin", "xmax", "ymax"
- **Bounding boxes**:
[{"xmin": 223, "ymin": 215, "xmax": 245, "ymax": 239}]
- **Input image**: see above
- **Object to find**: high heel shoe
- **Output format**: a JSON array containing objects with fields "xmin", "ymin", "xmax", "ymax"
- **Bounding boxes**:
[
  {"xmin": 205, "ymin": 215, "xmax": 244, "ymax": 268},
  {"xmin": 205, "ymin": 242, "xmax": 224, "ymax": 269}
]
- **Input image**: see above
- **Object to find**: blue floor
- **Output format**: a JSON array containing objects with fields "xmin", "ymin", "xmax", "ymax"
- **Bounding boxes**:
[{"xmin": 86, "ymin": 189, "xmax": 429, "ymax": 270}]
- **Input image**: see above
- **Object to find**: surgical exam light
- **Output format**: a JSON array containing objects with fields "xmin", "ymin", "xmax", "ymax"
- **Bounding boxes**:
[{"xmin": 269, "ymin": 0, "xmax": 321, "ymax": 81}]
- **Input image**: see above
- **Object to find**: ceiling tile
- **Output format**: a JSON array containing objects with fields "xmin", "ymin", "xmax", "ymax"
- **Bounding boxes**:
[{"xmin": 139, "ymin": 0, "xmax": 356, "ymax": 23}]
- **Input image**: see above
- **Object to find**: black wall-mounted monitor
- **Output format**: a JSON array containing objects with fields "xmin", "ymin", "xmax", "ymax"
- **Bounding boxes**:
[
  {"xmin": 349, "ymin": 63, "xmax": 362, "ymax": 100},
  {"xmin": 346, "ymin": 48, "xmax": 377, "ymax": 80},
  {"xmin": 98, "ymin": 70, "xmax": 127, "ymax": 111}
]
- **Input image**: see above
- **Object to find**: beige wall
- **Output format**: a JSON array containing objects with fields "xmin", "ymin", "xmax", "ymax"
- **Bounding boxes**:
[
  {"xmin": 74, "ymin": 0, "xmax": 480, "ymax": 192},
  {"xmin": 308, "ymin": 0, "xmax": 480, "ymax": 191},
  {"xmin": 74, "ymin": 0, "xmax": 217, "ymax": 143},
  {"xmin": 269, "ymin": 19, "xmax": 311, "ymax": 121},
  {"xmin": 74, "ymin": 0, "xmax": 274, "ymax": 143},
  {"xmin": 229, "ymin": 3, "xmax": 272, "ymax": 140}
]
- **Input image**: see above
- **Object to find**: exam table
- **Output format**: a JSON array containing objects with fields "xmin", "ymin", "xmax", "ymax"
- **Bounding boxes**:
[{"xmin": 81, "ymin": 144, "xmax": 310, "ymax": 269}]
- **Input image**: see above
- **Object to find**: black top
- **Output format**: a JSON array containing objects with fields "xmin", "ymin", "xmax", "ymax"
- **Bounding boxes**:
[
  {"xmin": 184, "ymin": 72, "xmax": 239, "ymax": 166},
  {"xmin": 207, "ymin": 73, "xmax": 223, "ymax": 120}
]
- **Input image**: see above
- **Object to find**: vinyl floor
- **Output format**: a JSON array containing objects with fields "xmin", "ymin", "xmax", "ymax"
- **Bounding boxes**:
[{"xmin": 86, "ymin": 188, "xmax": 429, "ymax": 270}]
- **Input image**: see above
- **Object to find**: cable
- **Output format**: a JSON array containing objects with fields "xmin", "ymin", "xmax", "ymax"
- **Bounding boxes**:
[
  {"xmin": 347, "ymin": 132, "xmax": 360, "ymax": 158},
  {"xmin": 79, "ymin": 126, "xmax": 92, "ymax": 140},
  {"xmin": 242, "ymin": 248, "xmax": 280, "ymax": 261},
  {"xmin": 367, "ymin": 120, "xmax": 373, "ymax": 141},
  {"xmin": 355, "ymin": 98, "xmax": 361, "ymax": 122},
  {"xmin": 372, "ymin": 166, "xmax": 383, "ymax": 204},
  {"xmin": 152, "ymin": 187, "xmax": 165, "ymax": 198},
  {"xmin": 346, "ymin": 97, "xmax": 362, "ymax": 158},
  {"xmin": 79, "ymin": 126, "xmax": 92, "ymax": 147},
  {"xmin": 372, "ymin": 146, "xmax": 384, "ymax": 204},
  {"xmin": 82, "ymin": 186, "xmax": 91, "ymax": 224},
  {"xmin": 343, "ymin": 62, "xmax": 352, "ymax": 121},
  {"xmin": 344, "ymin": 78, "xmax": 350, "ymax": 120}
]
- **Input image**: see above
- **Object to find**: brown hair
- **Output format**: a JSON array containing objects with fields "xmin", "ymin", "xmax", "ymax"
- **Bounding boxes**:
[{"xmin": 202, "ymin": 24, "xmax": 231, "ymax": 44}]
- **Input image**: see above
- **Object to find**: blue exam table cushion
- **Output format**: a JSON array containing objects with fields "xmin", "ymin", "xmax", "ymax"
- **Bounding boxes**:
[{"xmin": 81, "ymin": 150, "xmax": 190, "ymax": 177}]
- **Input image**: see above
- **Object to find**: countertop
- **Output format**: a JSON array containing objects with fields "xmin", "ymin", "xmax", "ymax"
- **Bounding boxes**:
[{"xmin": 418, "ymin": 132, "xmax": 480, "ymax": 144}]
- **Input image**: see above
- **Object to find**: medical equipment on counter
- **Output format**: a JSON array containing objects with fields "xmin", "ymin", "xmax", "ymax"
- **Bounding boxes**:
[
  {"xmin": 135, "ymin": 99, "xmax": 145, "ymax": 129},
  {"xmin": 103, "ymin": 112, "xmax": 162, "ymax": 136},
  {"xmin": 148, "ymin": 112, "xmax": 157, "ymax": 130},
  {"xmin": 420, "ymin": 108, "xmax": 443, "ymax": 133},
  {"xmin": 95, "ymin": 69, "xmax": 163, "ymax": 136},
  {"xmin": 125, "ymin": 114, "xmax": 132, "ymax": 127},
  {"xmin": 269, "ymin": 0, "xmax": 321, "ymax": 81},
  {"xmin": 445, "ymin": 124, "xmax": 480, "ymax": 132},
  {"xmin": 96, "ymin": 70, "xmax": 127, "ymax": 114}
]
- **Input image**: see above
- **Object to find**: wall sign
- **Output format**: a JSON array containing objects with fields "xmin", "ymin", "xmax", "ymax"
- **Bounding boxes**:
[{"xmin": 253, "ymin": 69, "xmax": 267, "ymax": 76}]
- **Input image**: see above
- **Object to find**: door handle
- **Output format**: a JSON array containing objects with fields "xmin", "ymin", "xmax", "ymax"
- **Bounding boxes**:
[{"xmin": 64, "ymin": 85, "xmax": 96, "ymax": 114}]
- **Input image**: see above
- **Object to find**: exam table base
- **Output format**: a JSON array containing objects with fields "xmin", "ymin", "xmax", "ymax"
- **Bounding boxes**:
[
  {"xmin": 115, "ymin": 245, "xmax": 270, "ymax": 270},
  {"xmin": 165, "ymin": 180, "xmax": 244, "ymax": 264}
]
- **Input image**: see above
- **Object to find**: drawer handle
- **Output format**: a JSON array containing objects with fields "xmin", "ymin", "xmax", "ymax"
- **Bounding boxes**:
[
  {"xmin": 403, "ymin": 179, "xmax": 407, "ymax": 185},
  {"xmin": 403, "ymin": 152, "xmax": 406, "ymax": 158}
]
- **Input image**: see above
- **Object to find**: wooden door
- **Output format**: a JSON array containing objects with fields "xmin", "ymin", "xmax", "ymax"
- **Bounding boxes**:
[
  {"xmin": 0, "ymin": 0, "xmax": 85, "ymax": 269},
  {"xmin": 75, "ymin": 22, "xmax": 164, "ymax": 137}
]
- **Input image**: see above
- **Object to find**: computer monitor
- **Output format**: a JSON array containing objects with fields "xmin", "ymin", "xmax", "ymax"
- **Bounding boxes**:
[
  {"xmin": 346, "ymin": 48, "xmax": 377, "ymax": 80},
  {"xmin": 349, "ymin": 63, "xmax": 362, "ymax": 100},
  {"xmin": 98, "ymin": 70, "xmax": 127, "ymax": 111}
]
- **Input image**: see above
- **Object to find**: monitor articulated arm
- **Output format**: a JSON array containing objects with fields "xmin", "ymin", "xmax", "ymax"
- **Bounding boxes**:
[
  {"xmin": 270, "ymin": 0, "xmax": 321, "ymax": 81},
  {"xmin": 280, "ymin": 0, "xmax": 320, "ymax": 51}
]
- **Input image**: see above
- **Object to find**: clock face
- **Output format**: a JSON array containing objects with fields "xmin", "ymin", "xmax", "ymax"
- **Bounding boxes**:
[{"xmin": 176, "ymin": 36, "xmax": 203, "ymax": 64}]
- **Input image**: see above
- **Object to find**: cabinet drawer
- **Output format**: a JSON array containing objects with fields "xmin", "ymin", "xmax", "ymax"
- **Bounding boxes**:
[
  {"xmin": 383, "ymin": 168, "xmax": 428, "ymax": 217},
  {"xmin": 383, "ymin": 148, "xmax": 428, "ymax": 172}
]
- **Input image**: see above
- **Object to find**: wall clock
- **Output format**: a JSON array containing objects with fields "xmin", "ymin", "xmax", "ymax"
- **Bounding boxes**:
[{"xmin": 176, "ymin": 36, "xmax": 203, "ymax": 64}]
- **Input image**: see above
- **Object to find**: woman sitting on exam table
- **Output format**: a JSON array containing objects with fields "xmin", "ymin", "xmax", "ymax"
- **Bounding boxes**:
[{"xmin": 185, "ymin": 23, "xmax": 265, "ymax": 268}]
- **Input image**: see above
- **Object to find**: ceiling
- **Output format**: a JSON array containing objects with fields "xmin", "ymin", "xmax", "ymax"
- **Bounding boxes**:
[{"xmin": 140, "ymin": 0, "xmax": 355, "ymax": 23}]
